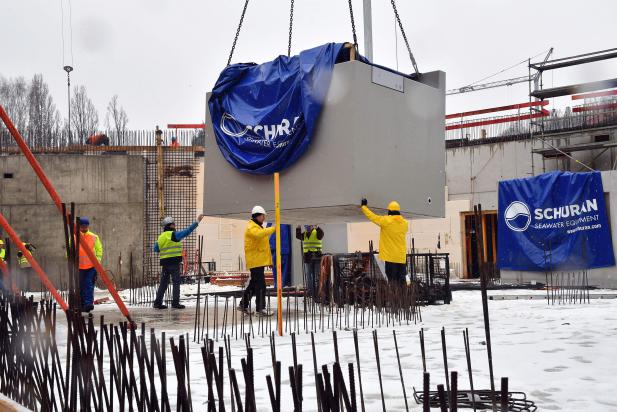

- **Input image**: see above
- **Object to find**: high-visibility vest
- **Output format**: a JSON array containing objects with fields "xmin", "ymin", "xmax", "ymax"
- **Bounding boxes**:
[
  {"xmin": 78, "ymin": 232, "xmax": 102, "ymax": 270},
  {"xmin": 303, "ymin": 230, "xmax": 322, "ymax": 253},
  {"xmin": 0, "ymin": 239, "xmax": 5, "ymax": 262},
  {"xmin": 18, "ymin": 243, "xmax": 33, "ymax": 268},
  {"xmin": 157, "ymin": 231, "xmax": 183, "ymax": 259}
]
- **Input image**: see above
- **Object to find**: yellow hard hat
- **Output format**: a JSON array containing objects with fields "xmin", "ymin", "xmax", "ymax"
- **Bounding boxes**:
[{"xmin": 388, "ymin": 201, "xmax": 401, "ymax": 211}]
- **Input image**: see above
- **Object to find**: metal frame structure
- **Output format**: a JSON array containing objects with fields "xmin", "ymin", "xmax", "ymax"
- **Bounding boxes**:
[{"xmin": 528, "ymin": 47, "xmax": 617, "ymax": 174}]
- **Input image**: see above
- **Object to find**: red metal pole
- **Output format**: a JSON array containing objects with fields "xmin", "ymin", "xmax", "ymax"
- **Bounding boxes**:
[
  {"xmin": 446, "ymin": 100, "xmax": 549, "ymax": 119},
  {"xmin": 0, "ymin": 213, "xmax": 68, "ymax": 311},
  {"xmin": 445, "ymin": 110, "xmax": 550, "ymax": 131},
  {"xmin": 572, "ymin": 102, "xmax": 617, "ymax": 112},
  {"xmin": 0, "ymin": 105, "xmax": 132, "ymax": 322},
  {"xmin": 572, "ymin": 89, "xmax": 617, "ymax": 100}
]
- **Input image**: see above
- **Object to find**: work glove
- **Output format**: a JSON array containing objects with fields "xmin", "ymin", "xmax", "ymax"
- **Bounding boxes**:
[{"xmin": 361, "ymin": 198, "xmax": 368, "ymax": 207}]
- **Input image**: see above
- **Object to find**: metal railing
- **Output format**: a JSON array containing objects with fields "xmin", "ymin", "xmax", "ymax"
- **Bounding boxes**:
[
  {"xmin": 0, "ymin": 128, "xmax": 204, "ymax": 152},
  {"xmin": 446, "ymin": 100, "xmax": 617, "ymax": 145}
]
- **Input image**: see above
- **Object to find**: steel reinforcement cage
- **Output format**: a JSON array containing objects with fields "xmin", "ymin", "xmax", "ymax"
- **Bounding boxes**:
[
  {"xmin": 328, "ymin": 251, "xmax": 452, "ymax": 305},
  {"xmin": 407, "ymin": 252, "xmax": 452, "ymax": 304}
]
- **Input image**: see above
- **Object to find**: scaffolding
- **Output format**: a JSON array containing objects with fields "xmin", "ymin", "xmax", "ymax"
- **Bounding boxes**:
[{"xmin": 143, "ymin": 142, "xmax": 199, "ymax": 289}]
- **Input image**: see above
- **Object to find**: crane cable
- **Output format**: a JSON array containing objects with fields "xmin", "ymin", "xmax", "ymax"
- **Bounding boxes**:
[
  {"xmin": 226, "ymin": 0, "xmax": 250, "ymax": 66},
  {"xmin": 389, "ymin": 0, "xmax": 419, "ymax": 75},
  {"xmin": 226, "ymin": 0, "xmax": 366, "ymax": 64},
  {"xmin": 347, "ymin": 0, "xmax": 359, "ymax": 51},
  {"xmin": 287, "ymin": 0, "xmax": 294, "ymax": 57}
]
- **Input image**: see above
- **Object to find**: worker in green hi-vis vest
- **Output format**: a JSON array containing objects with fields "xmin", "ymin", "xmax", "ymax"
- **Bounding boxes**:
[
  {"xmin": 295, "ymin": 225, "xmax": 324, "ymax": 298},
  {"xmin": 17, "ymin": 241, "xmax": 36, "ymax": 291}
]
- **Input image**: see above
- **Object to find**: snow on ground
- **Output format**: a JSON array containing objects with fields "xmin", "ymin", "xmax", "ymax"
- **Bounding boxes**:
[{"xmin": 47, "ymin": 288, "xmax": 617, "ymax": 411}]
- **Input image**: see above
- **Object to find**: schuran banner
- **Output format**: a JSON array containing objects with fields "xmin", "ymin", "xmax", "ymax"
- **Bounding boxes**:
[
  {"xmin": 498, "ymin": 171, "xmax": 615, "ymax": 271},
  {"xmin": 208, "ymin": 43, "xmax": 349, "ymax": 175}
]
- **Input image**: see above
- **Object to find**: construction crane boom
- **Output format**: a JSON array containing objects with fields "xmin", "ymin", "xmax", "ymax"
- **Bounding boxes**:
[
  {"xmin": 447, "ymin": 48, "xmax": 553, "ymax": 96},
  {"xmin": 447, "ymin": 76, "xmax": 529, "ymax": 95}
]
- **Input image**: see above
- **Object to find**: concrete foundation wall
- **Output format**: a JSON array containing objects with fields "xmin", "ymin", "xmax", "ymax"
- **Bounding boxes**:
[
  {"xmin": 0, "ymin": 154, "xmax": 144, "ymax": 287},
  {"xmin": 204, "ymin": 61, "xmax": 446, "ymax": 223}
]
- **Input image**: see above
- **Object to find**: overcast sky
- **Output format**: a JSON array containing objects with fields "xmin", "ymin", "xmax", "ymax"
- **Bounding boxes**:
[{"xmin": 2, "ymin": 0, "xmax": 616, "ymax": 129}]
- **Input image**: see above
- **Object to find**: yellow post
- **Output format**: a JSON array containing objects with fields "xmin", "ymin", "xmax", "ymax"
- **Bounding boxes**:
[{"xmin": 274, "ymin": 172, "xmax": 283, "ymax": 336}]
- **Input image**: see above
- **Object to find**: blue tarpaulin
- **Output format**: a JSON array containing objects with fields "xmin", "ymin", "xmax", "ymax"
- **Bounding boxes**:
[
  {"xmin": 208, "ymin": 43, "xmax": 349, "ymax": 175},
  {"xmin": 268, "ymin": 224, "xmax": 291, "ymax": 287},
  {"xmin": 497, "ymin": 171, "xmax": 615, "ymax": 271}
]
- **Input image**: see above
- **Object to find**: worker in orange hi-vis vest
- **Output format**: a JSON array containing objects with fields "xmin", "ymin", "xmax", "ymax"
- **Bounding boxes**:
[
  {"xmin": 170, "ymin": 136, "xmax": 180, "ymax": 148},
  {"xmin": 77, "ymin": 217, "xmax": 103, "ymax": 312}
]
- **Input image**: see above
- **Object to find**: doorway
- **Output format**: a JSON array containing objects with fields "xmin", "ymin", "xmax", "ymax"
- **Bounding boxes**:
[{"xmin": 463, "ymin": 211, "xmax": 498, "ymax": 278}]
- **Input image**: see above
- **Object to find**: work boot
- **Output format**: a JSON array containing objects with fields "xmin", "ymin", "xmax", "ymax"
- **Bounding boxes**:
[
  {"xmin": 171, "ymin": 303, "xmax": 186, "ymax": 309},
  {"xmin": 153, "ymin": 303, "xmax": 168, "ymax": 309},
  {"xmin": 237, "ymin": 305, "xmax": 251, "ymax": 314},
  {"xmin": 256, "ymin": 309, "xmax": 274, "ymax": 317}
]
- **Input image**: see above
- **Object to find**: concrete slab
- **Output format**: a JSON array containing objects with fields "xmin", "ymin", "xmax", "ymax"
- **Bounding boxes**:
[{"xmin": 203, "ymin": 61, "xmax": 446, "ymax": 224}]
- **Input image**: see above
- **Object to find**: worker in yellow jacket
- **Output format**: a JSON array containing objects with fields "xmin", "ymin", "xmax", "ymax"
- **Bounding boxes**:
[
  {"xmin": 361, "ymin": 198, "xmax": 408, "ymax": 284},
  {"xmin": 239, "ymin": 205, "xmax": 276, "ymax": 316}
]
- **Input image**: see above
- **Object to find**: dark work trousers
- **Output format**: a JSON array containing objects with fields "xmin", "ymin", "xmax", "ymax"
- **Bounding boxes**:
[
  {"xmin": 79, "ymin": 267, "xmax": 97, "ymax": 307},
  {"xmin": 385, "ymin": 261, "xmax": 406, "ymax": 285},
  {"xmin": 303, "ymin": 258, "xmax": 321, "ymax": 298},
  {"xmin": 240, "ymin": 266, "xmax": 266, "ymax": 311},
  {"xmin": 154, "ymin": 262, "xmax": 181, "ymax": 305}
]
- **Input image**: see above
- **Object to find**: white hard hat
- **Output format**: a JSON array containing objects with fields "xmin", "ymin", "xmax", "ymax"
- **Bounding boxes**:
[
  {"xmin": 161, "ymin": 216, "xmax": 175, "ymax": 227},
  {"xmin": 251, "ymin": 205, "xmax": 267, "ymax": 215}
]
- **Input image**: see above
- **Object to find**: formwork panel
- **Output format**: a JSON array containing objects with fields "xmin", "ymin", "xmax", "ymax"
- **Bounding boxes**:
[{"xmin": 204, "ymin": 60, "xmax": 445, "ymax": 223}]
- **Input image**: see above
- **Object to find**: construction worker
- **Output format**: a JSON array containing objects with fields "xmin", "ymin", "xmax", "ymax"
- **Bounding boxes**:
[
  {"xmin": 0, "ymin": 237, "xmax": 5, "ymax": 290},
  {"xmin": 239, "ymin": 206, "xmax": 275, "ymax": 316},
  {"xmin": 360, "ymin": 199, "xmax": 408, "ymax": 284},
  {"xmin": 77, "ymin": 218, "xmax": 103, "ymax": 312},
  {"xmin": 85, "ymin": 133, "xmax": 110, "ymax": 146},
  {"xmin": 296, "ymin": 225, "xmax": 324, "ymax": 298},
  {"xmin": 16, "ymin": 241, "xmax": 36, "ymax": 290},
  {"xmin": 153, "ymin": 214, "xmax": 204, "ymax": 309},
  {"xmin": 170, "ymin": 136, "xmax": 180, "ymax": 148}
]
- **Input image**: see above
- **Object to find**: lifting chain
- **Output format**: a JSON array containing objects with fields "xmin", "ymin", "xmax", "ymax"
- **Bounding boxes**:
[
  {"xmin": 227, "ymin": 0, "xmax": 250, "ymax": 66},
  {"xmin": 390, "ymin": 0, "xmax": 419, "ymax": 75},
  {"xmin": 287, "ymin": 0, "xmax": 295, "ymax": 57},
  {"xmin": 347, "ymin": 0, "xmax": 359, "ymax": 50}
]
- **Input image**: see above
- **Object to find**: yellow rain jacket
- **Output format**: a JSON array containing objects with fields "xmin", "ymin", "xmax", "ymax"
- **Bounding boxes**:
[
  {"xmin": 361, "ymin": 205, "xmax": 408, "ymax": 264},
  {"xmin": 244, "ymin": 220, "xmax": 276, "ymax": 269}
]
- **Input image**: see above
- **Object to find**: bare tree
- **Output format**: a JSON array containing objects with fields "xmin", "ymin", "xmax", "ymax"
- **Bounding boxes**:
[
  {"xmin": 0, "ymin": 75, "xmax": 29, "ymax": 144},
  {"xmin": 105, "ymin": 95, "xmax": 128, "ymax": 142},
  {"xmin": 71, "ymin": 85, "xmax": 99, "ymax": 143},
  {"xmin": 27, "ymin": 74, "xmax": 61, "ymax": 147}
]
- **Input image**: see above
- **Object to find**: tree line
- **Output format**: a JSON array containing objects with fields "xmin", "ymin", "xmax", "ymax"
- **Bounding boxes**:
[{"xmin": 0, "ymin": 73, "xmax": 128, "ymax": 147}]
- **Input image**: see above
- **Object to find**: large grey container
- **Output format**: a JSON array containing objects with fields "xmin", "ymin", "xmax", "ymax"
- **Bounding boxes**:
[{"xmin": 204, "ymin": 60, "xmax": 446, "ymax": 223}]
